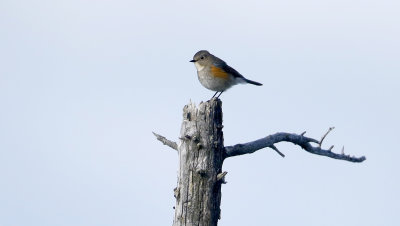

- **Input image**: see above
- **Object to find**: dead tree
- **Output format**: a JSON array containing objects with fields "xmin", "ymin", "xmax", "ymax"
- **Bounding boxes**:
[{"xmin": 153, "ymin": 99, "xmax": 366, "ymax": 226}]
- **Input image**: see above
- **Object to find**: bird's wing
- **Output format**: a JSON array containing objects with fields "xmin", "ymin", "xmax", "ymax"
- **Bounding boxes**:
[{"xmin": 213, "ymin": 61, "xmax": 244, "ymax": 79}]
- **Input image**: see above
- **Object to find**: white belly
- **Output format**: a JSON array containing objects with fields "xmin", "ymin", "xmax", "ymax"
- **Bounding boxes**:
[{"xmin": 197, "ymin": 70, "xmax": 236, "ymax": 92}]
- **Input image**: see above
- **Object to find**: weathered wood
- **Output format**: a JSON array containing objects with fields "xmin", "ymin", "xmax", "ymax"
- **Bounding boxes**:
[
  {"xmin": 153, "ymin": 99, "xmax": 366, "ymax": 226},
  {"xmin": 224, "ymin": 132, "xmax": 366, "ymax": 162},
  {"xmin": 173, "ymin": 99, "xmax": 224, "ymax": 226}
]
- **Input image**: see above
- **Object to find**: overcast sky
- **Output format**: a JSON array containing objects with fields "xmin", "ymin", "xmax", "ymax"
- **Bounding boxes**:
[{"xmin": 1, "ymin": 0, "xmax": 399, "ymax": 225}]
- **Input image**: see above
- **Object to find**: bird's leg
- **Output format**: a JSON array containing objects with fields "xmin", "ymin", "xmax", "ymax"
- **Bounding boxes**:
[
  {"xmin": 211, "ymin": 91, "xmax": 219, "ymax": 99},
  {"xmin": 216, "ymin": 91, "xmax": 224, "ymax": 98}
]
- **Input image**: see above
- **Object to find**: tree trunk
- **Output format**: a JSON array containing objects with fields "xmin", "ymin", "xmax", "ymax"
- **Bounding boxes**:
[
  {"xmin": 173, "ymin": 99, "xmax": 224, "ymax": 226},
  {"xmin": 153, "ymin": 99, "xmax": 366, "ymax": 226}
]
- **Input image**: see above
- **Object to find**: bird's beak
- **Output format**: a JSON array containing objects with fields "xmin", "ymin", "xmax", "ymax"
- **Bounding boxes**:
[{"xmin": 190, "ymin": 59, "xmax": 196, "ymax": 63}]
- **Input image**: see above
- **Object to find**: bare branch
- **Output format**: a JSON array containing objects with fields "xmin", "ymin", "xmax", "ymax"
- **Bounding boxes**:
[
  {"xmin": 153, "ymin": 132, "xmax": 178, "ymax": 151},
  {"xmin": 319, "ymin": 127, "xmax": 335, "ymax": 147},
  {"xmin": 224, "ymin": 132, "xmax": 366, "ymax": 163},
  {"xmin": 270, "ymin": 144, "xmax": 285, "ymax": 158}
]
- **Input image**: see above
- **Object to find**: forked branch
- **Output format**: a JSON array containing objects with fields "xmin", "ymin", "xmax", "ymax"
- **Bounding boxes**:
[{"xmin": 224, "ymin": 130, "xmax": 366, "ymax": 163}]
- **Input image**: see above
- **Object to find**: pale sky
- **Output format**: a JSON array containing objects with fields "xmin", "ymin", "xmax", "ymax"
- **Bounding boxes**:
[{"xmin": 1, "ymin": 0, "xmax": 399, "ymax": 225}]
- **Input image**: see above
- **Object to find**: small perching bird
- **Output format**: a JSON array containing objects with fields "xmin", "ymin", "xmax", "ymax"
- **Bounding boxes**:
[{"xmin": 190, "ymin": 50, "xmax": 262, "ymax": 99}]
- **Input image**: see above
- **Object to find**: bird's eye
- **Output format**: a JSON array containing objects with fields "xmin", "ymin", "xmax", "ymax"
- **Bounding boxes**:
[{"xmin": 200, "ymin": 56, "xmax": 205, "ymax": 60}]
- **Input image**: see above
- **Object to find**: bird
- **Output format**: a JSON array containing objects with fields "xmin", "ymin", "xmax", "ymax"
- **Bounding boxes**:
[{"xmin": 190, "ymin": 50, "xmax": 262, "ymax": 99}]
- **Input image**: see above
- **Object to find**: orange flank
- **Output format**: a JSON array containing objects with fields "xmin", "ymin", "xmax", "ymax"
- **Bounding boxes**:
[{"xmin": 210, "ymin": 66, "xmax": 229, "ymax": 79}]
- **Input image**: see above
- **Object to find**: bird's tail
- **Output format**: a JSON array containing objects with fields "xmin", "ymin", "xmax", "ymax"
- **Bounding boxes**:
[{"xmin": 244, "ymin": 78, "xmax": 262, "ymax": 86}]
